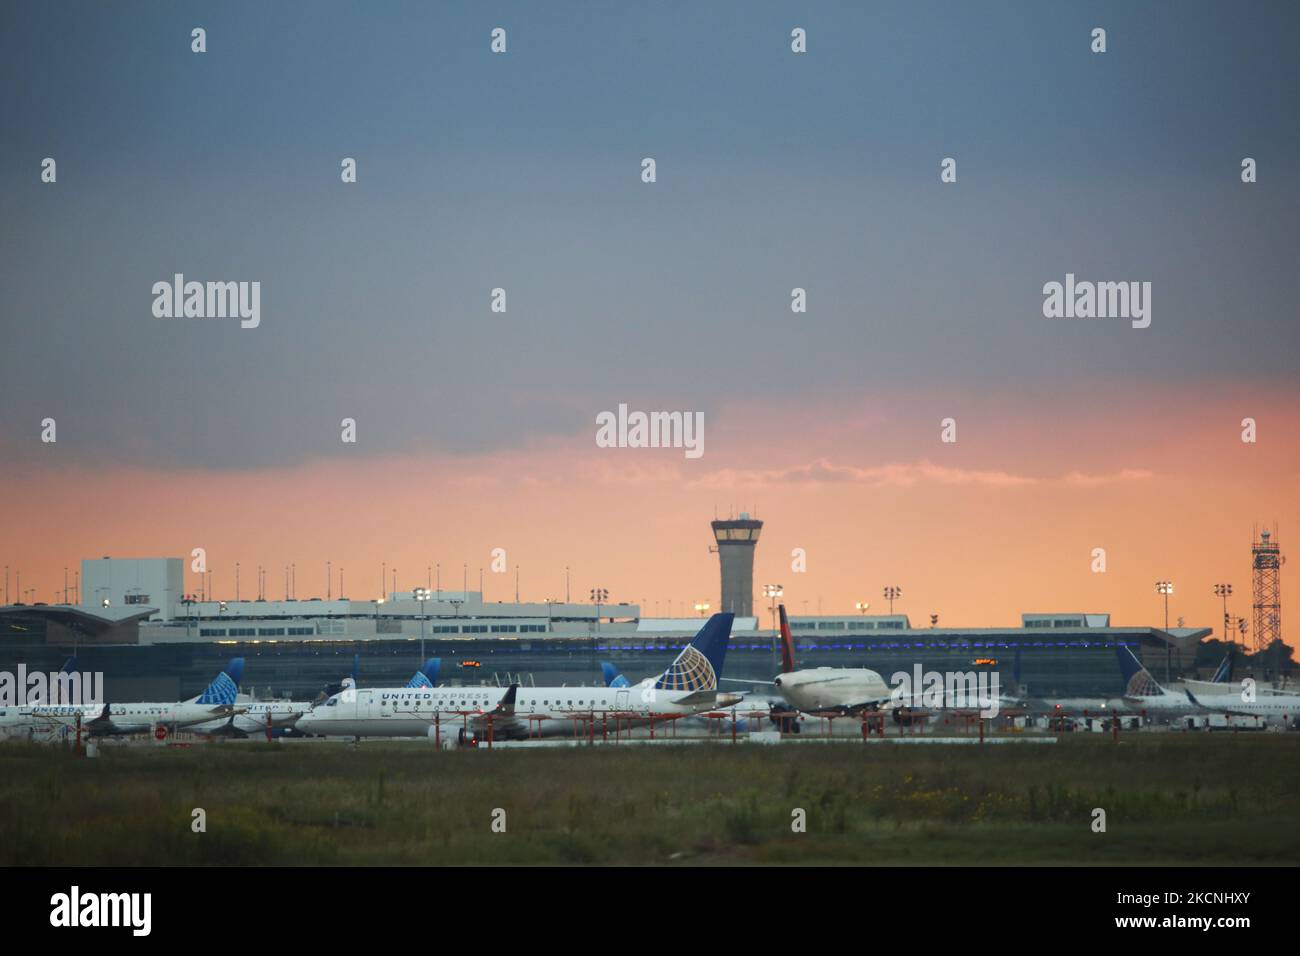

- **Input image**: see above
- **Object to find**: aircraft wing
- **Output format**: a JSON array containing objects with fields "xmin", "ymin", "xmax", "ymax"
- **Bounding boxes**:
[
  {"xmin": 806, "ymin": 696, "xmax": 892, "ymax": 716},
  {"xmin": 671, "ymin": 690, "xmax": 741, "ymax": 708},
  {"xmin": 1185, "ymin": 688, "xmax": 1251, "ymax": 717}
]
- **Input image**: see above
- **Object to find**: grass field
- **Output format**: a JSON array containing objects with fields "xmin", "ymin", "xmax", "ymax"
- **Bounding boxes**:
[{"xmin": 2, "ymin": 735, "xmax": 1298, "ymax": 865}]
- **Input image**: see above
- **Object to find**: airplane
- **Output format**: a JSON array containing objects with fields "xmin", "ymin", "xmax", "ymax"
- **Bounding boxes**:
[
  {"xmin": 1186, "ymin": 686, "xmax": 1300, "ymax": 728},
  {"xmin": 722, "ymin": 605, "xmax": 894, "ymax": 728},
  {"xmin": 1181, "ymin": 649, "xmax": 1237, "ymax": 696},
  {"xmin": 295, "ymin": 613, "xmax": 743, "ymax": 743},
  {"xmin": 1182, "ymin": 647, "xmax": 1292, "ymax": 698},
  {"xmin": 1020, "ymin": 645, "xmax": 1194, "ymax": 719},
  {"xmin": 0, "ymin": 659, "xmax": 247, "ymax": 737},
  {"xmin": 191, "ymin": 657, "xmax": 444, "ymax": 737}
]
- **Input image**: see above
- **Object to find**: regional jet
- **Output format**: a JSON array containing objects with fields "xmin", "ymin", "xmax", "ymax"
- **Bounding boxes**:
[
  {"xmin": 1186, "ymin": 687, "xmax": 1300, "ymax": 728},
  {"xmin": 188, "ymin": 658, "xmax": 442, "ymax": 737},
  {"xmin": 295, "ymin": 614, "xmax": 742, "ymax": 742},
  {"xmin": 0, "ymin": 658, "xmax": 248, "ymax": 737},
  {"xmin": 1020, "ymin": 645, "xmax": 1195, "ymax": 718}
]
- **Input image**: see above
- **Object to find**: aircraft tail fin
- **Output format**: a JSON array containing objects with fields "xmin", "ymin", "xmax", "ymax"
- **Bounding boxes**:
[
  {"xmin": 601, "ymin": 662, "xmax": 630, "ymax": 688},
  {"xmin": 778, "ymin": 604, "xmax": 795, "ymax": 674},
  {"xmin": 654, "ymin": 613, "xmax": 734, "ymax": 691},
  {"xmin": 407, "ymin": 658, "xmax": 441, "ymax": 688},
  {"xmin": 492, "ymin": 684, "xmax": 518, "ymax": 716},
  {"xmin": 196, "ymin": 657, "xmax": 245, "ymax": 706},
  {"xmin": 1211, "ymin": 647, "xmax": 1236, "ymax": 684},
  {"xmin": 59, "ymin": 656, "xmax": 79, "ymax": 675},
  {"xmin": 1116, "ymin": 644, "xmax": 1165, "ymax": 697}
]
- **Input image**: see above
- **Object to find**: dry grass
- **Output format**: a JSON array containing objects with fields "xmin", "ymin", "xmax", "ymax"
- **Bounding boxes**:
[{"xmin": 1, "ymin": 734, "xmax": 1297, "ymax": 865}]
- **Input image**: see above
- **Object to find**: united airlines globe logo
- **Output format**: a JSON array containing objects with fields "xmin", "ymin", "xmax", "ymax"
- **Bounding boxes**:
[
  {"xmin": 654, "ymin": 646, "xmax": 716, "ymax": 691},
  {"xmin": 1125, "ymin": 670, "xmax": 1161, "ymax": 698}
]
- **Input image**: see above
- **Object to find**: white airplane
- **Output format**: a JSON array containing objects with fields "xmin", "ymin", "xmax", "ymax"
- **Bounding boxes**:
[
  {"xmin": 295, "ymin": 614, "xmax": 742, "ymax": 743},
  {"xmin": 0, "ymin": 658, "xmax": 247, "ymax": 737},
  {"xmin": 187, "ymin": 658, "xmax": 443, "ymax": 737},
  {"xmin": 735, "ymin": 606, "xmax": 891, "ymax": 709},
  {"xmin": 1186, "ymin": 686, "xmax": 1300, "ymax": 728},
  {"xmin": 716, "ymin": 606, "xmax": 910, "ymax": 732},
  {"xmin": 1022, "ymin": 645, "xmax": 1194, "ymax": 718},
  {"xmin": 729, "ymin": 607, "xmax": 1020, "ymax": 728},
  {"xmin": 1182, "ymin": 648, "xmax": 1294, "ymax": 698}
]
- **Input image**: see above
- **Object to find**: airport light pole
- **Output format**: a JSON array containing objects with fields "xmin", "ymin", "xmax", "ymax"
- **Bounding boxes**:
[
  {"xmin": 414, "ymin": 588, "xmax": 430, "ymax": 660},
  {"xmin": 694, "ymin": 601, "xmax": 711, "ymax": 618},
  {"xmin": 1214, "ymin": 583, "xmax": 1233, "ymax": 643},
  {"xmin": 590, "ymin": 587, "xmax": 609, "ymax": 633},
  {"xmin": 883, "ymin": 585, "xmax": 902, "ymax": 615},
  {"xmin": 855, "ymin": 601, "xmax": 870, "ymax": 615},
  {"xmin": 763, "ymin": 584, "xmax": 783, "ymax": 633},
  {"xmin": 1155, "ymin": 581, "xmax": 1174, "ymax": 683}
]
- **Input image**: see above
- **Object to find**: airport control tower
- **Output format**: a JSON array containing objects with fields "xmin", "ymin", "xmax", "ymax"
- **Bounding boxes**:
[{"xmin": 711, "ymin": 514, "xmax": 762, "ymax": 617}]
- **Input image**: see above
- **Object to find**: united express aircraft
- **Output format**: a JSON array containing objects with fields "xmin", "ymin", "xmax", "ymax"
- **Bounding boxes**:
[
  {"xmin": 0, "ymin": 658, "xmax": 247, "ymax": 736},
  {"xmin": 295, "ymin": 614, "xmax": 740, "ymax": 742}
]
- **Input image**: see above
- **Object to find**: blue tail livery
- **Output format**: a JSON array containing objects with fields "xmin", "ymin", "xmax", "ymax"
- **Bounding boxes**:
[
  {"xmin": 196, "ymin": 658, "xmax": 245, "ymax": 706},
  {"xmin": 654, "ymin": 613, "xmax": 734, "ymax": 691},
  {"xmin": 1115, "ymin": 645, "xmax": 1164, "ymax": 697},
  {"xmin": 1209, "ymin": 649, "xmax": 1235, "ymax": 684},
  {"xmin": 406, "ymin": 658, "xmax": 441, "ymax": 688},
  {"xmin": 601, "ymin": 662, "xmax": 630, "ymax": 688}
]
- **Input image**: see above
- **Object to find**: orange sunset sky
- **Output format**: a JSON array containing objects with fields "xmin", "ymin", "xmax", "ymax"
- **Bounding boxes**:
[{"xmin": 3, "ymin": 382, "xmax": 1295, "ymax": 648}]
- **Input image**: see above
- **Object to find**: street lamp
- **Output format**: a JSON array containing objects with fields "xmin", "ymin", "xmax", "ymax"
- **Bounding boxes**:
[
  {"xmin": 413, "ymin": 588, "xmax": 430, "ymax": 660},
  {"xmin": 590, "ymin": 587, "xmax": 609, "ymax": 633},
  {"xmin": 693, "ymin": 601, "xmax": 711, "ymax": 617},
  {"xmin": 883, "ymin": 586, "xmax": 902, "ymax": 615},
  {"xmin": 855, "ymin": 601, "xmax": 870, "ymax": 615},
  {"xmin": 1155, "ymin": 581, "xmax": 1175, "ymax": 682},
  {"xmin": 763, "ymin": 584, "xmax": 784, "ymax": 633},
  {"xmin": 1214, "ymin": 583, "xmax": 1233, "ymax": 643}
]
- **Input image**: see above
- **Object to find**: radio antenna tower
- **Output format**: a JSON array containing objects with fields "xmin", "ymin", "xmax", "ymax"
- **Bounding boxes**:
[{"xmin": 1251, "ymin": 526, "xmax": 1283, "ymax": 654}]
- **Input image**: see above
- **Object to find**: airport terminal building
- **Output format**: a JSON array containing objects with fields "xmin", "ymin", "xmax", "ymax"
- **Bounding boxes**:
[{"xmin": 0, "ymin": 558, "xmax": 1213, "ymax": 702}]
